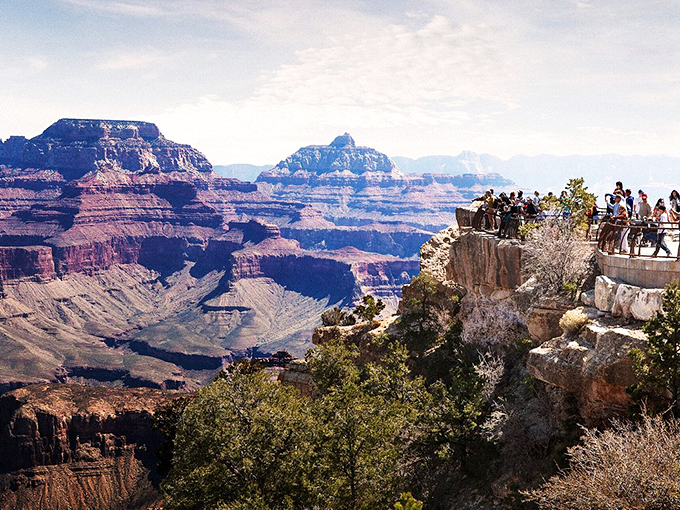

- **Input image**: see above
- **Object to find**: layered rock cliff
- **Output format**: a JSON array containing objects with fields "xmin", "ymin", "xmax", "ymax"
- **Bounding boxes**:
[
  {"xmin": 0, "ymin": 120, "xmax": 421, "ymax": 389},
  {"xmin": 257, "ymin": 134, "xmax": 513, "ymax": 240},
  {"xmin": 0, "ymin": 384, "xmax": 175, "ymax": 510},
  {"xmin": 0, "ymin": 119, "xmax": 212, "ymax": 180},
  {"xmin": 432, "ymin": 220, "xmax": 650, "ymax": 424}
]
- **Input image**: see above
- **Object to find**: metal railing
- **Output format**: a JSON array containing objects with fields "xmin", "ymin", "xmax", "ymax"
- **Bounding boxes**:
[
  {"xmin": 596, "ymin": 218, "xmax": 680, "ymax": 259},
  {"xmin": 471, "ymin": 205, "xmax": 540, "ymax": 239},
  {"xmin": 470, "ymin": 205, "xmax": 679, "ymax": 261}
]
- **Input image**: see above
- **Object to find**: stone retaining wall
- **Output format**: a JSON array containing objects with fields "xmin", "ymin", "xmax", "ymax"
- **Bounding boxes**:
[{"xmin": 596, "ymin": 249, "xmax": 680, "ymax": 288}]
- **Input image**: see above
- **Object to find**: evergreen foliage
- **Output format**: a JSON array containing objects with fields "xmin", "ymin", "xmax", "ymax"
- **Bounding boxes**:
[
  {"xmin": 353, "ymin": 294, "xmax": 386, "ymax": 322},
  {"xmin": 398, "ymin": 272, "xmax": 452, "ymax": 358},
  {"xmin": 161, "ymin": 364, "xmax": 316, "ymax": 510},
  {"xmin": 541, "ymin": 177, "xmax": 596, "ymax": 231},
  {"xmin": 161, "ymin": 289, "xmax": 500, "ymax": 508},
  {"xmin": 629, "ymin": 281, "xmax": 680, "ymax": 414},
  {"xmin": 393, "ymin": 492, "xmax": 424, "ymax": 510},
  {"xmin": 321, "ymin": 306, "xmax": 356, "ymax": 327}
]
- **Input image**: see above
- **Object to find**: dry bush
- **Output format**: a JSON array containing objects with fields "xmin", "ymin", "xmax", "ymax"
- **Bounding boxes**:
[
  {"xmin": 525, "ymin": 414, "xmax": 680, "ymax": 509},
  {"xmin": 474, "ymin": 350, "xmax": 505, "ymax": 402},
  {"xmin": 522, "ymin": 218, "xmax": 594, "ymax": 297},
  {"xmin": 559, "ymin": 308, "xmax": 590, "ymax": 336}
]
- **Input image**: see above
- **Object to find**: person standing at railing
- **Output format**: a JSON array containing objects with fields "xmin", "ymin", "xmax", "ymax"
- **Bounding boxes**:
[
  {"xmin": 669, "ymin": 190, "xmax": 680, "ymax": 222},
  {"xmin": 638, "ymin": 193, "xmax": 652, "ymax": 219},
  {"xmin": 625, "ymin": 189, "xmax": 634, "ymax": 216},
  {"xmin": 652, "ymin": 205, "xmax": 672, "ymax": 258},
  {"xmin": 612, "ymin": 195, "xmax": 630, "ymax": 254},
  {"xmin": 612, "ymin": 193, "xmax": 623, "ymax": 217},
  {"xmin": 633, "ymin": 189, "xmax": 644, "ymax": 217}
]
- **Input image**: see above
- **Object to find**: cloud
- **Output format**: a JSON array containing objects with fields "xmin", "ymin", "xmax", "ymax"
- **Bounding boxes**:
[
  {"xmin": 150, "ymin": 15, "xmax": 520, "ymax": 163},
  {"xmin": 60, "ymin": 0, "xmax": 164, "ymax": 17},
  {"xmin": 95, "ymin": 49, "xmax": 176, "ymax": 70},
  {"xmin": 27, "ymin": 57, "xmax": 48, "ymax": 70}
]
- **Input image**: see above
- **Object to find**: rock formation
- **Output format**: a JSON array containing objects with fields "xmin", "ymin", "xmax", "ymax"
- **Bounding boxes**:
[
  {"xmin": 0, "ymin": 384, "xmax": 176, "ymax": 510},
  {"xmin": 416, "ymin": 217, "xmax": 653, "ymax": 424},
  {"xmin": 0, "ymin": 120, "xmax": 420, "ymax": 390},
  {"xmin": 1, "ymin": 119, "xmax": 212, "ymax": 180},
  {"xmin": 257, "ymin": 134, "xmax": 513, "ymax": 240}
]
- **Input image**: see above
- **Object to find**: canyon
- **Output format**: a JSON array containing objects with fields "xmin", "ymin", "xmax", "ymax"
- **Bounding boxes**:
[
  {"xmin": 0, "ymin": 384, "xmax": 175, "ymax": 510},
  {"xmin": 0, "ymin": 199, "xmax": 659, "ymax": 509},
  {"xmin": 0, "ymin": 119, "xmax": 420, "ymax": 390}
]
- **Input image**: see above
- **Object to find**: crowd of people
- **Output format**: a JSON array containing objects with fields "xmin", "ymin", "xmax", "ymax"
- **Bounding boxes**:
[
  {"xmin": 476, "ymin": 182, "xmax": 680, "ymax": 257},
  {"xmin": 478, "ymin": 188, "xmax": 569, "ymax": 237},
  {"xmin": 597, "ymin": 182, "xmax": 680, "ymax": 257}
]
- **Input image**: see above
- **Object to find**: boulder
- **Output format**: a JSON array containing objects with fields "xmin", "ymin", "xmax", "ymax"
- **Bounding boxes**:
[
  {"xmin": 611, "ymin": 283, "xmax": 641, "ymax": 318},
  {"xmin": 580, "ymin": 289, "xmax": 595, "ymax": 306},
  {"xmin": 278, "ymin": 359, "xmax": 316, "ymax": 397},
  {"xmin": 527, "ymin": 306, "xmax": 569, "ymax": 342},
  {"xmin": 631, "ymin": 288, "xmax": 664, "ymax": 321},
  {"xmin": 527, "ymin": 320, "xmax": 647, "ymax": 424},
  {"xmin": 594, "ymin": 275, "xmax": 623, "ymax": 312}
]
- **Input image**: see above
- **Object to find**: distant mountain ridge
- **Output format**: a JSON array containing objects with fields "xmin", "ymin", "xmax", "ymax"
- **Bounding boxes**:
[
  {"xmin": 393, "ymin": 152, "xmax": 680, "ymax": 198},
  {"xmin": 214, "ymin": 164, "xmax": 272, "ymax": 182},
  {"xmin": 255, "ymin": 134, "xmax": 513, "ymax": 234}
]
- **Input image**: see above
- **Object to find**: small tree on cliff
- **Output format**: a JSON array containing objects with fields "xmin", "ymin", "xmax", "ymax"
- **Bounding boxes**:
[
  {"xmin": 541, "ymin": 178, "xmax": 596, "ymax": 232},
  {"xmin": 354, "ymin": 294, "xmax": 386, "ymax": 322},
  {"xmin": 522, "ymin": 218, "xmax": 594, "ymax": 299},
  {"xmin": 162, "ymin": 364, "xmax": 316, "ymax": 510},
  {"xmin": 398, "ymin": 272, "xmax": 456, "ymax": 358},
  {"xmin": 629, "ymin": 281, "xmax": 680, "ymax": 414}
]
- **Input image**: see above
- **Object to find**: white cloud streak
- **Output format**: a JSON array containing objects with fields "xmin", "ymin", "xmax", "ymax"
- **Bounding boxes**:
[{"xmin": 153, "ymin": 16, "xmax": 519, "ymax": 162}]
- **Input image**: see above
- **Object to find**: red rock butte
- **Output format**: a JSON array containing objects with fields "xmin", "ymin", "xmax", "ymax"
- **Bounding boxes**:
[{"xmin": 0, "ymin": 119, "xmax": 426, "ymax": 391}]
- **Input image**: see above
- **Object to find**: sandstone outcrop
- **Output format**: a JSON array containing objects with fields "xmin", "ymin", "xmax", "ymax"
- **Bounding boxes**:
[
  {"xmin": 591, "ymin": 275, "xmax": 663, "ymax": 321},
  {"xmin": 431, "ymin": 222, "xmax": 649, "ymax": 423},
  {"xmin": 0, "ymin": 383, "xmax": 177, "ymax": 510},
  {"xmin": 527, "ymin": 319, "xmax": 646, "ymax": 424},
  {"xmin": 277, "ymin": 359, "xmax": 316, "ymax": 397},
  {"xmin": 1, "ymin": 119, "xmax": 212, "ymax": 180}
]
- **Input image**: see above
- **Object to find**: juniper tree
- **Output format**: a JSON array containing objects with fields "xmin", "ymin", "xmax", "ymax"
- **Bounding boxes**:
[
  {"xmin": 629, "ymin": 281, "xmax": 680, "ymax": 414},
  {"xmin": 161, "ymin": 364, "xmax": 316, "ymax": 510},
  {"xmin": 354, "ymin": 294, "xmax": 386, "ymax": 322},
  {"xmin": 321, "ymin": 306, "xmax": 356, "ymax": 326}
]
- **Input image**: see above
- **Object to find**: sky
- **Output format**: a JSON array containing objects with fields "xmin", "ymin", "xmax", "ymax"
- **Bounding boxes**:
[{"xmin": 1, "ymin": 0, "xmax": 680, "ymax": 165}]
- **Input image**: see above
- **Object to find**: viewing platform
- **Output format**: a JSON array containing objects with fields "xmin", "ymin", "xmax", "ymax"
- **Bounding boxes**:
[{"xmin": 458, "ymin": 202, "xmax": 680, "ymax": 290}]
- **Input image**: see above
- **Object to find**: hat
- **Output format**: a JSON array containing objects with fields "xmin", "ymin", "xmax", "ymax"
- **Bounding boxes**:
[
  {"xmin": 638, "ymin": 189, "xmax": 643, "ymax": 194},
  {"xmin": 642, "ymin": 193, "xmax": 648, "ymax": 199}
]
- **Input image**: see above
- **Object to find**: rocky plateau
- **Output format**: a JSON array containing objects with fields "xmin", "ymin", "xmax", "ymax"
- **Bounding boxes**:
[{"xmin": 0, "ymin": 383, "xmax": 175, "ymax": 510}]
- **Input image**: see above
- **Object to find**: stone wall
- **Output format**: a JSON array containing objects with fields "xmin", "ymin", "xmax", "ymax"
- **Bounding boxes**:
[{"xmin": 596, "ymin": 250, "xmax": 680, "ymax": 288}]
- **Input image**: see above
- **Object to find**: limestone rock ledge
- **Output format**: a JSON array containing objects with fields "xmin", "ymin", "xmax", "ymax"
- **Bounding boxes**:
[
  {"xmin": 527, "ymin": 320, "xmax": 646, "ymax": 424},
  {"xmin": 277, "ymin": 359, "xmax": 315, "ymax": 398},
  {"xmin": 0, "ymin": 384, "xmax": 178, "ymax": 510}
]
